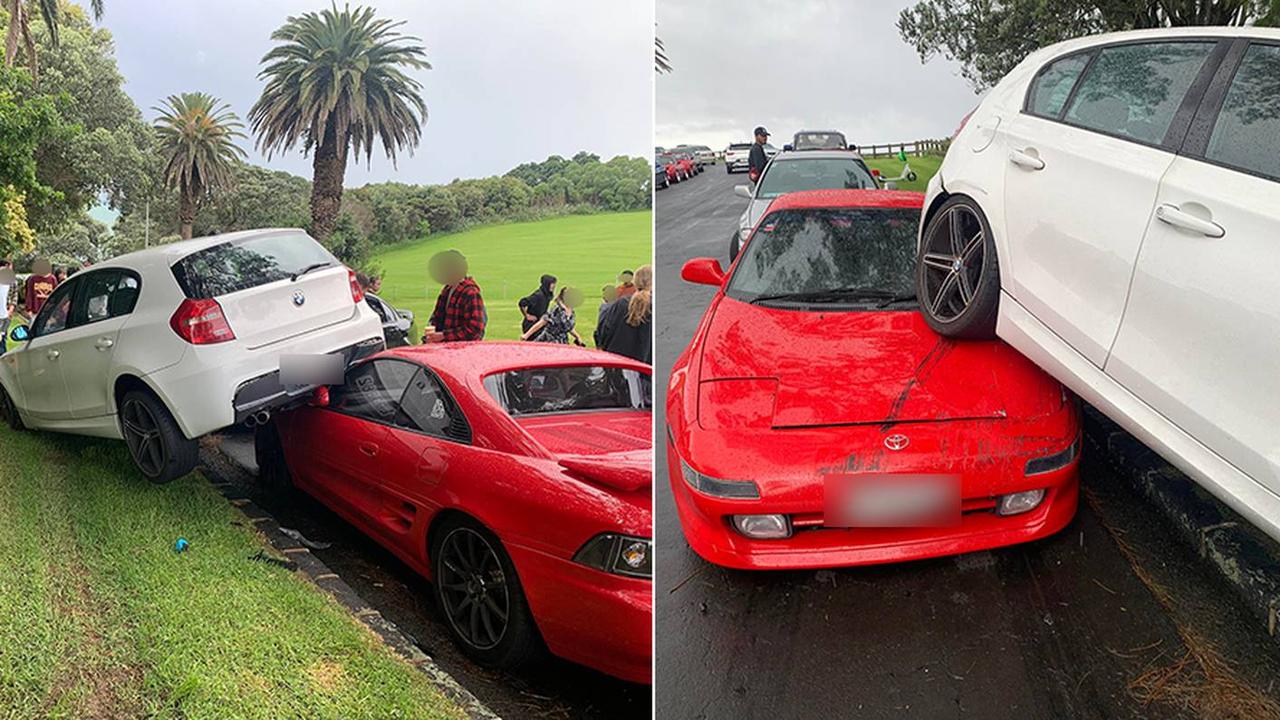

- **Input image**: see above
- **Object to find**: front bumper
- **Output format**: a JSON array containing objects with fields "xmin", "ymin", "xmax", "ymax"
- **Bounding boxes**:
[
  {"xmin": 667, "ymin": 424, "xmax": 1080, "ymax": 570},
  {"xmin": 508, "ymin": 544, "xmax": 652, "ymax": 684}
]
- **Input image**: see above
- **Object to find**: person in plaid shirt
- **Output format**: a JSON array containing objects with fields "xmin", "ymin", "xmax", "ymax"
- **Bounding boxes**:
[{"xmin": 425, "ymin": 250, "xmax": 487, "ymax": 343}]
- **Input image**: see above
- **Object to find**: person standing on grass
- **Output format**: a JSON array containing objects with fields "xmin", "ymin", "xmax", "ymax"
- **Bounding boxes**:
[
  {"xmin": 749, "ymin": 126, "xmax": 770, "ymax": 183},
  {"xmin": 0, "ymin": 260, "xmax": 14, "ymax": 355},
  {"xmin": 594, "ymin": 284, "xmax": 618, "ymax": 347},
  {"xmin": 424, "ymin": 250, "xmax": 487, "ymax": 343},
  {"xmin": 598, "ymin": 264, "xmax": 652, "ymax": 364},
  {"xmin": 522, "ymin": 287, "xmax": 586, "ymax": 346},
  {"xmin": 23, "ymin": 259, "xmax": 57, "ymax": 318},
  {"xmin": 616, "ymin": 269, "xmax": 636, "ymax": 299},
  {"xmin": 518, "ymin": 274, "xmax": 557, "ymax": 337}
]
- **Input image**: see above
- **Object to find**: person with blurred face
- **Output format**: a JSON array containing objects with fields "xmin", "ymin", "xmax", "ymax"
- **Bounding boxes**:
[
  {"xmin": 425, "ymin": 250, "xmax": 486, "ymax": 343},
  {"xmin": 521, "ymin": 286, "xmax": 585, "ymax": 346},
  {"xmin": 594, "ymin": 284, "xmax": 618, "ymax": 347},
  {"xmin": 616, "ymin": 269, "xmax": 636, "ymax": 298},
  {"xmin": 598, "ymin": 264, "xmax": 652, "ymax": 364},
  {"xmin": 23, "ymin": 258, "xmax": 57, "ymax": 317}
]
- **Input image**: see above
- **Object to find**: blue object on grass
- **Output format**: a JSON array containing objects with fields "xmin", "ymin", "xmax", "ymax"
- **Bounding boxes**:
[{"xmin": 174, "ymin": 537, "xmax": 190, "ymax": 553}]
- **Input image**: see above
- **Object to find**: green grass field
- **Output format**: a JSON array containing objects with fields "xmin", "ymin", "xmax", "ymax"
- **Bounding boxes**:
[
  {"xmin": 865, "ymin": 154, "xmax": 942, "ymax": 193},
  {"xmin": 371, "ymin": 211, "xmax": 652, "ymax": 342},
  {"xmin": 0, "ymin": 428, "xmax": 463, "ymax": 720}
]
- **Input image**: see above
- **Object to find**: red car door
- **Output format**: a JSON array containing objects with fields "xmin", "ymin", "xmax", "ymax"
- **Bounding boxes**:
[
  {"xmin": 287, "ymin": 359, "xmax": 419, "ymax": 536},
  {"xmin": 373, "ymin": 366, "xmax": 472, "ymax": 564}
]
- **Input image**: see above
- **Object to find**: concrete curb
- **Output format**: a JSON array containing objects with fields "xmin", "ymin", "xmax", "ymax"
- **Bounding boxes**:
[
  {"xmin": 198, "ymin": 444, "xmax": 501, "ymax": 720},
  {"xmin": 1082, "ymin": 405, "xmax": 1280, "ymax": 638}
]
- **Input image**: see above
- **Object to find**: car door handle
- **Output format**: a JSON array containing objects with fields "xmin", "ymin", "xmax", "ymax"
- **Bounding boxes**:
[
  {"xmin": 358, "ymin": 442, "xmax": 379, "ymax": 457},
  {"xmin": 46, "ymin": 349, "xmax": 60, "ymax": 360},
  {"xmin": 1155, "ymin": 203, "xmax": 1225, "ymax": 238},
  {"xmin": 1009, "ymin": 148, "xmax": 1045, "ymax": 171},
  {"xmin": 95, "ymin": 338, "xmax": 114, "ymax": 351}
]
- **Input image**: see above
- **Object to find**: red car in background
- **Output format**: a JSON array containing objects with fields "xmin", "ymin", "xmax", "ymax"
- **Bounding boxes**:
[
  {"xmin": 258, "ymin": 343, "xmax": 653, "ymax": 683},
  {"xmin": 666, "ymin": 190, "xmax": 1079, "ymax": 570},
  {"xmin": 660, "ymin": 150, "xmax": 696, "ymax": 183}
]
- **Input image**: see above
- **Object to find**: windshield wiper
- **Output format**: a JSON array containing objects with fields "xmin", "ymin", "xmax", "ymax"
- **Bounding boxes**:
[
  {"xmin": 750, "ymin": 287, "xmax": 900, "ymax": 305},
  {"xmin": 875, "ymin": 293, "xmax": 919, "ymax": 308},
  {"xmin": 291, "ymin": 262, "xmax": 332, "ymax": 281}
]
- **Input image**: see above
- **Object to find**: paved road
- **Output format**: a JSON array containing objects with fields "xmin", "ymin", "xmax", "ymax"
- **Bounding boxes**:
[
  {"xmin": 211, "ymin": 430, "xmax": 650, "ymax": 720},
  {"xmin": 654, "ymin": 167, "xmax": 1280, "ymax": 719}
]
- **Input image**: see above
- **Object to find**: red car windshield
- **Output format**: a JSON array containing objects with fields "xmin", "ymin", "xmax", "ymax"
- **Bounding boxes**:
[
  {"xmin": 484, "ymin": 366, "xmax": 652, "ymax": 416},
  {"xmin": 727, "ymin": 207, "xmax": 920, "ymax": 308}
]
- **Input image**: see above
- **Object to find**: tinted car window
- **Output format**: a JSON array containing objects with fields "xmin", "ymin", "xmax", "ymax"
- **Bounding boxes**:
[
  {"xmin": 1063, "ymin": 41, "xmax": 1214, "ymax": 145},
  {"xmin": 483, "ymin": 366, "xmax": 652, "ymax": 416},
  {"xmin": 728, "ymin": 207, "xmax": 919, "ymax": 306},
  {"xmin": 32, "ymin": 279, "xmax": 76, "ymax": 337},
  {"xmin": 756, "ymin": 159, "xmax": 877, "ymax": 199},
  {"xmin": 793, "ymin": 133, "xmax": 846, "ymax": 150},
  {"xmin": 332, "ymin": 359, "xmax": 418, "ymax": 424},
  {"xmin": 1205, "ymin": 43, "xmax": 1280, "ymax": 181},
  {"xmin": 396, "ymin": 369, "xmax": 465, "ymax": 439},
  {"xmin": 171, "ymin": 232, "xmax": 337, "ymax": 299},
  {"xmin": 1028, "ymin": 53, "xmax": 1091, "ymax": 118},
  {"xmin": 111, "ymin": 274, "xmax": 141, "ymax": 317},
  {"xmin": 74, "ymin": 270, "xmax": 122, "ymax": 325}
]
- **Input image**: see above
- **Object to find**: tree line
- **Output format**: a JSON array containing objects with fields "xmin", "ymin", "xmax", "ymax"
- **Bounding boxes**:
[{"xmin": 0, "ymin": 3, "xmax": 649, "ymax": 274}]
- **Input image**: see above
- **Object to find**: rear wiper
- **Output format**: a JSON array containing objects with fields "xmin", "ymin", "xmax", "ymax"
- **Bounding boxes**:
[
  {"xmin": 292, "ymin": 262, "xmax": 332, "ymax": 281},
  {"xmin": 750, "ymin": 287, "xmax": 898, "ymax": 305}
]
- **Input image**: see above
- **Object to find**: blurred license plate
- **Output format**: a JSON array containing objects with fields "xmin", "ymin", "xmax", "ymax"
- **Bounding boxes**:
[{"xmin": 825, "ymin": 474, "xmax": 960, "ymax": 528}]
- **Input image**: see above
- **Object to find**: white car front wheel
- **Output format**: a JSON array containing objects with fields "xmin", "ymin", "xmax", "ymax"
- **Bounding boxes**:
[{"xmin": 916, "ymin": 196, "xmax": 1000, "ymax": 339}]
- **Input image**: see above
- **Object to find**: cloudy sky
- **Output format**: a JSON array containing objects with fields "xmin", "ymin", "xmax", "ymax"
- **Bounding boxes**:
[
  {"xmin": 656, "ymin": 0, "xmax": 980, "ymax": 149},
  {"xmin": 99, "ymin": 0, "xmax": 653, "ymax": 187}
]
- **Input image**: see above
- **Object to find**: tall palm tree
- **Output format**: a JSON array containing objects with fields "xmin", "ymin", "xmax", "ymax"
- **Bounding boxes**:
[
  {"xmin": 249, "ymin": 4, "xmax": 429, "ymax": 242},
  {"xmin": 4, "ymin": 0, "xmax": 105, "ymax": 79},
  {"xmin": 153, "ymin": 93, "xmax": 246, "ymax": 240}
]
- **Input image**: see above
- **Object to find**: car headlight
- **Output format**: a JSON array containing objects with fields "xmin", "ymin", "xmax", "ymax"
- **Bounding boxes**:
[
  {"xmin": 680, "ymin": 459, "xmax": 760, "ymax": 499},
  {"xmin": 1025, "ymin": 439, "xmax": 1080, "ymax": 476},
  {"xmin": 573, "ymin": 533, "xmax": 651, "ymax": 579}
]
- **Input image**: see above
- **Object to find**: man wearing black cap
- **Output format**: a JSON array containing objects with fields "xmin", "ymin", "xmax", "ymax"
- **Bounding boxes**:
[{"xmin": 748, "ymin": 126, "xmax": 770, "ymax": 183}]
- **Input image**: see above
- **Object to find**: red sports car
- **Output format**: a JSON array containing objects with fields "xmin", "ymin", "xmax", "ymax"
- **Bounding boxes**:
[
  {"xmin": 258, "ymin": 343, "xmax": 653, "ymax": 683},
  {"xmin": 666, "ymin": 189, "xmax": 1079, "ymax": 570}
]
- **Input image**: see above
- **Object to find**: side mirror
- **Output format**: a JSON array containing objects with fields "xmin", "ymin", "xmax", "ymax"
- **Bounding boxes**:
[
  {"xmin": 733, "ymin": 185, "xmax": 753, "ymax": 199},
  {"xmin": 309, "ymin": 386, "xmax": 331, "ymax": 408},
  {"xmin": 849, "ymin": 144, "xmax": 858, "ymax": 151},
  {"xmin": 783, "ymin": 144, "xmax": 794, "ymax": 152},
  {"xmin": 9, "ymin": 325, "xmax": 29, "ymax": 343},
  {"xmin": 682, "ymin": 258, "xmax": 726, "ymax": 287}
]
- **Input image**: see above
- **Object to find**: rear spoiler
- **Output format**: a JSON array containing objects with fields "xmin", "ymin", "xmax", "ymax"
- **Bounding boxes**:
[{"xmin": 558, "ymin": 453, "xmax": 651, "ymax": 493}]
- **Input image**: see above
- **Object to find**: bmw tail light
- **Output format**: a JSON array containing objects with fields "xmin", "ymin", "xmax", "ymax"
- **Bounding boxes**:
[
  {"xmin": 573, "ymin": 534, "xmax": 652, "ymax": 578},
  {"xmin": 348, "ymin": 269, "xmax": 365, "ymax": 304},
  {"xmin": 169, "ymin": 298, "xmax": 235, "ymax": 345}
]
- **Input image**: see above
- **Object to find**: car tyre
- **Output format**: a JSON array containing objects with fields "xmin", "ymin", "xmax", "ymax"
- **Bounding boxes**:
[
  {"xmin": 431, "ymin": 515, "xmax": 541, "ymax": 671},
  {"xmin": 0, "ymin": 382, "xmax": 25, "ymax": 431},
  {"xmin": 119, "ymin": 389, "xmax": 198, "ymax": 484},
  {"xmin": 254, "ymin": 420, "xmax": 295, "ymax": 504},
  {"xmin": 915, "ymin": 195, "xmax": 1000, "ymax": 339}
]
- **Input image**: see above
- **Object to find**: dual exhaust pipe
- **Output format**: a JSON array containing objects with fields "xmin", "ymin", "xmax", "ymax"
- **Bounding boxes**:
[{"xmin": 243, "ymin": 409, "xmax": 272, "ymax": 428}]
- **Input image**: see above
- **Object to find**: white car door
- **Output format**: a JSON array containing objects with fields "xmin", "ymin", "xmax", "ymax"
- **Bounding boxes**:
[
  {"xmin": 1001, "ymin": 39, "xmax": 1224, "ymax": 367},
  {"xmin": 16, "ymin": 278, "xmax": 79, "ymax": 421},
  {"xmin": 59, "ymin": 269, "xmax": 139, "ymax": 419},
  {"xmin": 1107, "ymin": 39, "xmax": 1280, "ymax": 491}
]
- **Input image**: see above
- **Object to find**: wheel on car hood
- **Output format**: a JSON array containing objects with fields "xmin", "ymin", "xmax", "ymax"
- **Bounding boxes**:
[{"xmin": 916, "ymin": 195, "xmax": 1000, "ymax": 339}]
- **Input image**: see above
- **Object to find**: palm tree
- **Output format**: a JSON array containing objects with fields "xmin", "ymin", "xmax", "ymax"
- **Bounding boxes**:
[
  {"xmin": 153, "ymin": 93, "xmax": 246, "ymax": 240},
  {"xmin": 4, "ymin": 0, "xmax": 105, "ymax": 79},
  {"xmin": 249, "ymin": 4, "xmax": 429, "ymax": 242}
]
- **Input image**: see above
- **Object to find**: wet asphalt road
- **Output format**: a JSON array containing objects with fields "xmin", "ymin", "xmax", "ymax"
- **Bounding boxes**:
[
  {"xmin": 207, "ymin": 430, "xmax": 650, "ymax": 720},
  {"xmin": 653, "ymin": 166, "xmax": 1280, "ymax": 719}
]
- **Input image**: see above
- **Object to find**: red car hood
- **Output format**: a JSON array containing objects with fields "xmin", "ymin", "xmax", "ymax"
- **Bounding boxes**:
[
  {"xmin": 697, "ymin": 298, "xmax": 1061, "ymax": 429},
  {"xmin": 516, "ymin": 411, "xmax": 653, "ymax": 491}
]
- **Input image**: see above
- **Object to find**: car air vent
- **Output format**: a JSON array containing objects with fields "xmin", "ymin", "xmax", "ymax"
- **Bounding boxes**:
[{"xmin": 446, "ymin": 414, "xmax": 472, "ymax": 444}]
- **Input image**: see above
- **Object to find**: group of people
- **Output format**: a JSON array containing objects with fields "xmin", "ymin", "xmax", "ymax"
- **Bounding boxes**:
[
  {"xmin": 515, "ymin": 267, "xmax": 652, "ymax": 363},
  {"xmin": 416, "ymin": 248, "xmax": 652, "ymax": 365},
  {"xmin": 0, "ymin": 259, "xmax": 69, "ymax": 355}
]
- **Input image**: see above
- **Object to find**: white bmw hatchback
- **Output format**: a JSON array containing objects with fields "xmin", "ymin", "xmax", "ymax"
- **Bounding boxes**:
[
  {"xmin": 0, "ymin": 229, "xmax": 384, "ymax": 483},
  {"xmin": 915, "ymin": 28, "xmax": 1280, "ymax": 539}
]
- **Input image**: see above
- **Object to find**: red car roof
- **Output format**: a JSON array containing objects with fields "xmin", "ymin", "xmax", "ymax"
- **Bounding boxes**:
[
  {"xmin": 383, "ymin": 341, "xmax": 650, "ymax": 379},
  {"xmin": 764, "ymin": 189, "xmax": 924, "ymax": 213}
]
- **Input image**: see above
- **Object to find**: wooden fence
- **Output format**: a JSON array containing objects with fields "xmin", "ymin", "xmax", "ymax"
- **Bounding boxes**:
[{"xmin": 857, "ymin": 138, "xmax": 950, "ymax": 158}]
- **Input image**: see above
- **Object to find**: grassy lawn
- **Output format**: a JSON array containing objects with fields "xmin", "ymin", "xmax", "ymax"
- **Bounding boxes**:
[
  {"xmin": 0, "ymin": 428, "xmax": 465, "ymax": 720},
  {"xmin": 865, "ymin": 154, "xmax": 943, "ymax": 193},
  {"xmin": 370, "ymin": 211, "xmax": 652, "ymax": 342}
]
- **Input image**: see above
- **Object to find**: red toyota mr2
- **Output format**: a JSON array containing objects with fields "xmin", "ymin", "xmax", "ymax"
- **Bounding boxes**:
[
  {"xmin": 666, "ymin": 190, "xmax": 1079, "ymax": 570},
  {"xmin": 258, "ymin": 343, "xmax": 652, "ymax": 683}
]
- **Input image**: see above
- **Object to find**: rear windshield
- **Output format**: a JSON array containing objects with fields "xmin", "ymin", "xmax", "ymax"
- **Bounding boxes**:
[
  {"xmin": 794, "ymin": 132, "xmax": 847, "ymax": 150},
  {"xmin": 171, "ymin": 231, "xmax": 337, "ymax": 299},
  {"xmin": 757, "ymin": 158, "xmax": 877, "ymax": 198},
  {"xmin": 483, "ymin": 366, "xmax": 652, "ymax": 416}
]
